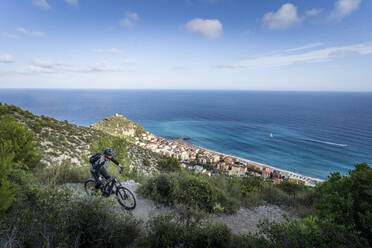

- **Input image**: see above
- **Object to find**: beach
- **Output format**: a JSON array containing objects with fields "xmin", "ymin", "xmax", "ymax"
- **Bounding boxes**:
[{"xmin": 181, "ymin": 140, "xmax": 325, "ymax": 186}]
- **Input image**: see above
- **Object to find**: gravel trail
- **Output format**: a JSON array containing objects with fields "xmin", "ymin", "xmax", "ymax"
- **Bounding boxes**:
[{"xmin": 68, "ymin": 181, "xmax": 295, "ymax": 234}]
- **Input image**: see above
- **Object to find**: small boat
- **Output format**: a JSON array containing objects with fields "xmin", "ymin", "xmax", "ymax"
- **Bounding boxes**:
[{"xmin": 270, "ymin": 133, "xmax": 273, "ymax": 138}]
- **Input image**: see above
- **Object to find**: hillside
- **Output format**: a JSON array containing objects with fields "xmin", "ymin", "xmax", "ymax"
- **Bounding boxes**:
[
  {"xmin": 1, "ymin": 102, "xmax": 372, "ymax": 247},
  {"xmin": 90, "ymin": 114, "xmax": 146, "ymax": 141},
  {"xmin": 0, "ymin": 103, "xmax": 160, "ymax": 175}
]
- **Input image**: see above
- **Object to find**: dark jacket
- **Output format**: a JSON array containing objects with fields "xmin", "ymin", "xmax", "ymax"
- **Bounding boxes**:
[{"xmin": 90, "ymin": 154, "xmax": 119, "ymax": 172}]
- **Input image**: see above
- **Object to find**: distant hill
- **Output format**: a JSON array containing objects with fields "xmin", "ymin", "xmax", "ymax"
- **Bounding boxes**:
[
  {"xmin": 0, "ymin": 102, "xmax": 160, "ymax": 174},
  {"xmin": 90, "ymin": 113, "xmax": 145, "ymax": 141}
]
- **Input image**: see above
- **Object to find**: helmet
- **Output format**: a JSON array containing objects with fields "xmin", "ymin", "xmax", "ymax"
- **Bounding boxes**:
[{"xmin": 103, "ymin": 148, "xmax": 115, "ymax": 156}]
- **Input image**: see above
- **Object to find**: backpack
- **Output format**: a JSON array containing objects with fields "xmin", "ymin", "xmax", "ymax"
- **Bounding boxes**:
[{"xmin": 89, "ymin": 153, "xmax": 101, "ymax": 164}]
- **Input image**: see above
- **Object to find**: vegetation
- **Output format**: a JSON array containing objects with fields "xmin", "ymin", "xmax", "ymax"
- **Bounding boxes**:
[
  {"xmin": 0, "ymin": 183, "xmax": 140, "ymax": 248},
  {"xmin": 0, "ymin": 117, "xmax": 41, "ymax": 216},
  {"xmin": 1, "ymin": 103, "xmax": 371, "ymax": 247},
  {"xmin": 139, "ymin": 170, "xmax": 239, "ymax": 214},
  {"xmin": 140, "ymin": 167, "xmax": 316, "ymax": 216},
  {"xmin": 157, "ymin": 157, "xmax": 181, "ymax": 172},
  {"xmin": 0, "ymin": 102, "xmax": 160, "ymax": 180},
  {"xmin": 314, "ymin": 163, "xmax": 372, "ymax": 246},
  {"xmin": 89, "ymin": 114, "xmax": 146, "ymax": 140},
  {"xmin": 35, "ymin": 159, "xmax": 91, "ymax": 185},
  {"xmin": 137, "ymin": 214, "xmax": 231, "ymax": 248}
]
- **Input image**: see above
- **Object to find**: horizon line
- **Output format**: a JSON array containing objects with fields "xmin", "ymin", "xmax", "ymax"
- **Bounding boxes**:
[{"xmin": 0, "ymin": 88, "xmax": 372, "ymax": 93}]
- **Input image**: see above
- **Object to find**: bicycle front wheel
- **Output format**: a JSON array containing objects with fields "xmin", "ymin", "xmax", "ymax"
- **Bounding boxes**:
[
  {"xmin": 84, "ymin": 179, "xmax": 99, "ymax": 196},
  {"xmin": 116, "ymin": 186, "xmax": 136, "ymax": 210}
]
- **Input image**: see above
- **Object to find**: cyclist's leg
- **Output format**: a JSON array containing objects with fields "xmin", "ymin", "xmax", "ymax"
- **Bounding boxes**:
[
  {"xmin": 90, "ymin": 167, "xmax": 102, "ymax": 189},
  {"xmin": 100, "ymin": 167, "xmax": 111, "ymax": 181},
  {"xmin": 100, "ymin": 167, "xmax": 115, "ymax": 193}
]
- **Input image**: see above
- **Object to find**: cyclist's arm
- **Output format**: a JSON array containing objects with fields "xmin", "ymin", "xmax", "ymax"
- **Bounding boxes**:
[{"xmin": 110, "ymin": 157, "xmax": 122, "ymax": 167}]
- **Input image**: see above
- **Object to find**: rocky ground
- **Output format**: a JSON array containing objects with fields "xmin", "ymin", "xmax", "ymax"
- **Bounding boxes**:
[{"xmin": 67, "ymin": 180, "xmax": 295, "ymax": 234}]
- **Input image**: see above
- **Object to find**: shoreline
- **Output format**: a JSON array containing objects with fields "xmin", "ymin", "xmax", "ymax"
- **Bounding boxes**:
[{"xmin": 173, "ymin": 138, "xmax": 325, "ymax": 184}]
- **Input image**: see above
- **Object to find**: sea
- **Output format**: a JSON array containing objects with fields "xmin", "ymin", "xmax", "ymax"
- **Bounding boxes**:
[{"xmin": 1, "ymin": 89, "xmax": 371, "ymax": 180}]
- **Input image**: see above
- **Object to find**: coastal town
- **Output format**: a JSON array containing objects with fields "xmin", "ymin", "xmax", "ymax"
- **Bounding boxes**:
[{"xmin": 133, "ymin": 130, "xmax": 322, "ymax": 187}]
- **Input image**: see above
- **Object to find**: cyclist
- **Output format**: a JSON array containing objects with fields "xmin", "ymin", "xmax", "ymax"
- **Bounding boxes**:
[{"xmin": 90, "ymin": 148, "xmax": 124, "ymax": 192}]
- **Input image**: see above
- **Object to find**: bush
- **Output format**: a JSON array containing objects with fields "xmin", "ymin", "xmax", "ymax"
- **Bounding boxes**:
[
  {"xmin": 138, "ymin": 214, "xmax": 231, "ymax": 248},
  {"xmin": 140, "ymin": 173, "xmax": 176, "ymax": 205},
  {"xmin": 0, "ymin": 116, "xmax": 41, "ymax": 170},
  {"xmin": 0, "ymin": 184, "xmax": 140, "ymax": 248},
  {"xmin": 0, "ymin": 149, "xmax": 16, "ymax": 216},
  {"xmin": 0, "ymin": 117, "xmax": 41, "ymax": 216},
  {"xmin": 35, "ymin": 159, "xmax": 91, "ymax": 185},
  {"xmin": 139, "ymin": 171, "xmax": 238, "ymax": 214},
  {"xmin": 314, "ymin": 163, "xmax": 372, "ymax": 246},
  {"xmin": 157, "ymin": 157, "xmax": 181, "ymax": 172}
]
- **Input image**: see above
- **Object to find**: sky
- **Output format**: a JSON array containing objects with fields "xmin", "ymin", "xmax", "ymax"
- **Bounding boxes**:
[{"xmin": 0, "ymin": 0, "xmax": 371, "ymax": 91}]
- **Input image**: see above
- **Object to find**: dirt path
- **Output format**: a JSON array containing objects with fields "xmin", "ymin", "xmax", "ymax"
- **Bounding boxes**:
[
  {"xmin": 123, "ymin": 180, "xmax": 295, "ymax": 234},
  {"xmin": 68, "ymin": 181, "xmax": 295, "ymax": 234}
]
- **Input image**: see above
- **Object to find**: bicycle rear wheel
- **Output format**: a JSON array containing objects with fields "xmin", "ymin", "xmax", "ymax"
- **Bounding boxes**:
[
  {"xmin": 116, "ymin": 186, "xmax": 136, "ymax": 210},
  {"xmin": 84, "ymin": 179, "xmax": 99, "ymax": 196}
]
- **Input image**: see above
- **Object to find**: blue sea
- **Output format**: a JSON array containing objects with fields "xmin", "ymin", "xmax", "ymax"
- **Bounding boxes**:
[{"xmin": 1, "ymin": 89, "xmax": 371, "ymax": 180}]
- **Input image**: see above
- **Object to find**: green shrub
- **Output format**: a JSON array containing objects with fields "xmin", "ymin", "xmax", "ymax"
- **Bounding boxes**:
[
  {"xmin": 138, "ymin": 215, "xmax": 181, "ymax": 248},
  {"xmin": 139, "ymin": 173, "xmax": 176, "ymax": 205},
  {"xmin": 255, "ymin": 216, "xmax": 366, "ymax": 248},
  {"xmin": 314, "ymin": 163, "xmax": 372, "ymax": 246},
  {"xmin": 139, "ymin": 171, "xmax": 238, "ymax": 214},
  {"xmin": 0, "ymin": 149, "xmax": 16, "ymax": 216},
  {"xmin": 231, "ymin": 233, "xmax": 269, "ymax": 248},
  {"xmin": 0, "ymin": 117, "xmax": 41, "ymax": 170},
  {"xmin": 36, "ymin": 159, "xmax": 91, "ymax": 185},
  {"xmin": 138, "ymin": 214, "xmax": 231, "ymax": 248},
  {"xmin": 0, "ymin": 117, "xmax": 41, "ymax": 216},
  {"xmin": 261, "ymin": 184, "xmax": 292, "ymax": 207},
  {"xmin": 0, "ymin": 184, "xmax": 140, "ymax": 248},
  {"xmin": 157, "ymin": 157, "xmax": 181, "ymax": 172}
]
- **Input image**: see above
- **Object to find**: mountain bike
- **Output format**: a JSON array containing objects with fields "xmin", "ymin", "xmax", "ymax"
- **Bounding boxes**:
[{"xmin": 84, "ymin": 168, "xmax": 136, "ymax": 210}]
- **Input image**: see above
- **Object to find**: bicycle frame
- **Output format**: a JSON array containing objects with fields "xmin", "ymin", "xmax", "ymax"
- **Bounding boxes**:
[{"xmin": 101, "ymin": 173, "xmax": 123, "ymax": 193}]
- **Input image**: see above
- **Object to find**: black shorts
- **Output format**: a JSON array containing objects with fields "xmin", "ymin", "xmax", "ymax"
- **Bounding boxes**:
[{"xmin": 90, "ymin": 166, "xmax": 111, "ymax": 187}]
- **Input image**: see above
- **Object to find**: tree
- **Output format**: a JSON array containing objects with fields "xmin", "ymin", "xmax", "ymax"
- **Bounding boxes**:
[
  {"xmin": 0, "ymin": 116, "xmax": 41, "ymax": 170},
  {"xmin": 315, "ymin": 163, "xmax": 372, "ymax": 246},
  {"xmin": 0, "ymin": 117, "xmax": 41, "ymax": 216},
  {"xmin": 0, "ymin": 146, "xmax": 16, "ymax": 216}
]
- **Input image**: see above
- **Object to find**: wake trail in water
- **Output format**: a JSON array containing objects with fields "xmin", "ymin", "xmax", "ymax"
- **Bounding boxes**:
[{"xmin": 305, "ymin": 138, "xmax": 348, "ymax": 147}]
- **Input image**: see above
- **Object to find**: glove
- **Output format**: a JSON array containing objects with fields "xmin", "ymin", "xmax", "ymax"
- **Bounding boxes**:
[{"xmin": 119, "ymin": 167, "xmax": 124, "ymax": 174}]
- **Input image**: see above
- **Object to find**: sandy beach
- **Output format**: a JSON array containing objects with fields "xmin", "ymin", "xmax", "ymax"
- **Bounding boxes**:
[{"xmin": 175, "ymin": 139, "xmax": 325, "ymax": 186}]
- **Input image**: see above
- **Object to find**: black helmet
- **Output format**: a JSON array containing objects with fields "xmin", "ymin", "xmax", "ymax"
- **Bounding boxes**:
[{"xmin": 103, "ymin": 148, "xmax": 115, "ymax": 156}]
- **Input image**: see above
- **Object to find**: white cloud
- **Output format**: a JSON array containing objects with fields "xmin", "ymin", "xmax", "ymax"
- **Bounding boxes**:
[
  {"xmin": 285, "ymin": 43, "xmax": 323, "ymax": 52},
  {"xmin": 33, "ymin": 0, "xmax": 51, "ymax": 10},
  {"xmin": 120, "ymin": 12, "xmax": 140, "ymax": 28},
  {"xmin": 0, "ymin": 54, "xmax": 14, "ymax": 63},
  {"xmin": 85, "ymin": 63, "xmax": 123, "ymax": 73},
  {"xmin": 329, "ymin": 0, "xmax": 361, "ymax": 20},
  {"xmin": 262, "ymin": 3, "xmax": 303, "ymax": 30},
  {"xmin": 92, "ymin": 48, "xmax": 124, "ymax": 54},
  {"xmin": 27, "ymin": 59, "xmax": 124, "ymax": 74},
  {"xmin": 3, "ymin": 33, "xmax": 20, "ymax": 40},
  {"xmin": 305, "ymin": 8, "xmax": 324, "ymax": 17},
  {"xmin": 17, "ymin": 27, "xmax": 45, "ymax": 37},
  {"xmin": 64, "ymin": 0, "xmax": 79, "ymax": 8},
  {"xmin": 185, "ymin": 18, "xmax": 223, "ymax": 39},
  {"xmin": 29, "ymin": 59, "xmax": 71, "ymax": 73},
  {"xmin": 218, "ymin": 42, "xmax": 372, "ymax": 69}
]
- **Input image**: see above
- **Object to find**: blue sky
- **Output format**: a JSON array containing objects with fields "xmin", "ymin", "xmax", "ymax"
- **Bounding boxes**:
[{"xmin": 0, "ymin": 0, "xmax": 371, "ymax": 90}]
